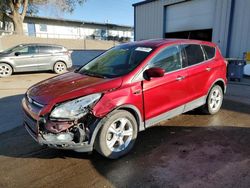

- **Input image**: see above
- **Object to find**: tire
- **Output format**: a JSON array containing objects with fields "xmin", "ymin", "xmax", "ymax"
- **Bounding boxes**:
[
  {"xmin": 0, "ymin": 63, "xmax": 13, "ymax": 77},
  {"xmin": 202, "ymin": 85, "xmax": 223, "ymax": 115},
  {"xmin": 95, "ymin": 110, "xmax": 138, "ymax": 159},
  {"xmin": 53, "ymin": 61, "xmax": 67, "ymax": 74}
]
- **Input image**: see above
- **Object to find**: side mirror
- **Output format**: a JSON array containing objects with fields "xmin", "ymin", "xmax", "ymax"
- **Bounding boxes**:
[
  {"xmin": 14, "ymin": 52, "xmax": 20, "ymax": 56},
  {"xmin": 144, "ymin": 67, "xmax": 165, "ymax": 80}
]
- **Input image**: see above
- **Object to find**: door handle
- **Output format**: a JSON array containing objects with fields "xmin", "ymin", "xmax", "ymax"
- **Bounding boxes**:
[
  {"xmin": 176, "ymin": 76, "xmax": 185, "ymax": 81},
  {"xmin": 206, "ymin": 67, "xmax": 212, "ymax": 71}
]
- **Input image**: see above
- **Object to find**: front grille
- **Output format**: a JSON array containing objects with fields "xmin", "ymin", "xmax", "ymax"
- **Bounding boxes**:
[{"xmin": 25, "ymin": 95, "xmax": 43, "ymax": 114}]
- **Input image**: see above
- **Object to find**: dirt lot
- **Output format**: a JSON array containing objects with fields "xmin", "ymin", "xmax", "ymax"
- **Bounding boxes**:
[{"xmin": 0, "ymin": 73, "xmax": 250, "ymax": 188}]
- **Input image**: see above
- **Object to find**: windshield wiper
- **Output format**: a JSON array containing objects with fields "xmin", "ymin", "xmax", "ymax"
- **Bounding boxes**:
[{"xmin": 81, "ymin": 71, "xmax": 107, "ymax": 79}]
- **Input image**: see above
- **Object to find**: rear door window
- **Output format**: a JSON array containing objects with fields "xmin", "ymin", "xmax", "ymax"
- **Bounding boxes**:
[
  {"xmin": 182, "ymin": 44, "xmax": 205, "ymax": 66},
  {"xmin": 148, "ymin": 45, "xmax": 182, "ymax": 73},
  {"xmin": 202, "ymin": 45, "xmax": 216, "ymax": 59}
]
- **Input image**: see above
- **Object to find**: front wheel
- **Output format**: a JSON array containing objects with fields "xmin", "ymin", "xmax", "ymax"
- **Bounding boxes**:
[
  {"xmin": 95, "ymin": 110, "xmax": 138, "ymax": 159},
  {"xmin": 203, "ymin": 85, "xmax": 223, "ymax": 114},
  {"xmin": 0, "ymin": 63, "xmax": 13, "ymax": 77}
]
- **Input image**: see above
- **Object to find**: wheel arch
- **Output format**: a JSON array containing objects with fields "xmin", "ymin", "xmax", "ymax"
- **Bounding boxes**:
[
  {"xmin": 207, "ymin": 78, "xmax": 226, "ymax": 96},
  {"xmin": 116, "ymin": 105, "xmax": 144, "ymax": 132},
  {"xmin": 0, "ymin": 61, "xmax": 14, "ymax": 72},
  {"xmin": 89, "ymin": 104, "xmax": 144, "ymax": 147}
]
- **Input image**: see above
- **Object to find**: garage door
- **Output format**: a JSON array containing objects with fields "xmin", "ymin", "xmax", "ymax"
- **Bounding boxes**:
[{"xmin": 165, "ymin": 0, "xmax": 216, "ymax": 33}]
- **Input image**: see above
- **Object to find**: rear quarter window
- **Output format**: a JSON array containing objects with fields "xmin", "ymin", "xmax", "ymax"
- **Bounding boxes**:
[
  {"xmin": 52, "ymin": 46, "xmax": 64, "ymax": 53},
  {"xmin": 202, "ymin": 45, "xmax": 216, "ymax": 59}
]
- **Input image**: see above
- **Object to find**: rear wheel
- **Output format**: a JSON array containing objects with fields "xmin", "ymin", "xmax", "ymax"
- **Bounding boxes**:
[
  {"xmin": 95, "ymin": 110, "xmax": 138, "ymax": 159},
  {"xmin": 0, "ymin": 63, "xmax": 13, "ymax": 77},
  {"xmin": 53, "ymin": 61, "xmax": 67, "ymax": 74},
  {"xmin": 202, "ymin": 85, "xmax": 223, "ymax": 114}
]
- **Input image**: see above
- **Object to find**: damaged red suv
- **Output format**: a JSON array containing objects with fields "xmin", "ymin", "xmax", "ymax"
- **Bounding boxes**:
[{"xmin": 22, "ymin": 39, "xmax": 227, "ymax": 159}]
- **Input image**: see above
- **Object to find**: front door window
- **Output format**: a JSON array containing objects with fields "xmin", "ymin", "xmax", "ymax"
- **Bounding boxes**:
[{"xmin": 148, "ymin": 45, "xmax": 182, "ymax": 73}]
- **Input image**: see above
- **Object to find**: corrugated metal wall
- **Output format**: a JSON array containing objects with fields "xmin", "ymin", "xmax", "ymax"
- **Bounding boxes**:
[
  {"xmin": 135, "ymin": 0, "xmax": 164, "ymax": 40},
  {"xmin": 212, "ymin": 0, "xmax": 232, "ymax": 56},
  {"xmin": 134, "ymin": 0, "xmax": 185, "ymax": 40},
  {"xmin": 134, "ymin": 0, "xmax": 250, "ymax": 58},
  {"xmin": 228, "ymin": 0, "xmax": 250, "ymax": 58}
]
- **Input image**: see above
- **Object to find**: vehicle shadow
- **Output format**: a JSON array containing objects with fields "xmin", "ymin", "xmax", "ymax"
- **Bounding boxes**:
[
  {"xmin": 0, "ymin": 94, "xmax": 24, "ymax": 133},
  {"xmin": 0, "ymin": 125, "xmax": 250, "ymax": 187}
]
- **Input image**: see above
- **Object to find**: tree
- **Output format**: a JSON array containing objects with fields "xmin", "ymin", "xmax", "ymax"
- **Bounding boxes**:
[{"xmin": 0, "ymin": 0, "xmax": 85, "ymax": 35}]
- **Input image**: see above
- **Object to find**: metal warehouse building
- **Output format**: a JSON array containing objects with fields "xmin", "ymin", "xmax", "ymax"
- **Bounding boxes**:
[{"xmin": 133, "ymin": 0, "xmax": 250, "ymax": 58}]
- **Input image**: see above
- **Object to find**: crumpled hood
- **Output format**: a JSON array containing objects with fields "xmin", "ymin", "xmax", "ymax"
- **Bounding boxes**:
[{"xmin": 27, "ymin": 71, "xmax": 122, "ymax": 105}]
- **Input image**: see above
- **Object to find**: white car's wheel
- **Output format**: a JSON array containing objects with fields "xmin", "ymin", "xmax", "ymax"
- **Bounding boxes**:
[
  {"xmin": 53, "ymin": 61, "xmax": 67, "ymax": 74},
  {"xmin": 95, "ymin": 110, "xmax": 138, "ymax": 159},
  {"xmin": 0, "ymin": 63, "xmax": 13, "ymax": 77}
]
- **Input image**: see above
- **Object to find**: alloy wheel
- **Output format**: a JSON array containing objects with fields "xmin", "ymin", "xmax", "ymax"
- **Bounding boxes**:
[
  {"xmin": 209, "ymin": 87, "xmax": 222, "ymax": 111},
  {"xmin": 106, "ymin": 117, "xmax": 134, "ymax": 153},
  {"xmin": 0, "ymin": 64, "xmax": 12, "ymax": 77},
  {"xmin": 54, "ymin": 62, "xmax": 66, "ymax": 74}
]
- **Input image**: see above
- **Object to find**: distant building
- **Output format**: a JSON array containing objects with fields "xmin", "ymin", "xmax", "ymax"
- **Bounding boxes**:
[
  {"xmin": 133, "ymin": 0, "xmax": 250, "ymax": 58},
  {"xmin": 0, "ymin": 15, "xmax": 134, "ymax": 42}
]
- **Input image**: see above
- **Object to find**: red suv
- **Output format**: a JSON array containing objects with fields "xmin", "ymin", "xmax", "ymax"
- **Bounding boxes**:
[{"xmin": 22, "ymin": 39, "xmax": 227, "ymax": 159}]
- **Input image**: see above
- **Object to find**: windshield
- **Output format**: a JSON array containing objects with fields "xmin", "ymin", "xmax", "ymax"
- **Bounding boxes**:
[
  {"xmin": 78, "ymin": 45, "xmax": 154, "ymax": 78},
  {"xmin": 3, "ymin": 45, "xmax": 24, "ymax": 53}
]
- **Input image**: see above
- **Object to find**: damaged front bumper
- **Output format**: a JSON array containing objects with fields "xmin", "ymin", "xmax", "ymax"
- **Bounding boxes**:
[
  {"xmin": 24, "ymin": 118, "xmax": 98, "ymax": 152},
  {"xmin": 24, "ymin": 122, "xmax": 93, "ymax": 152},
  {"xmin": 22, "ymin": 98, "xmax": 99, "ymax": 153}
]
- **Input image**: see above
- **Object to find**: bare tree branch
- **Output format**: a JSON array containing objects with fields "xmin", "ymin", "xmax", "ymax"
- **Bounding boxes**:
[
  {"xmin": 7, "ymin": 0, "xmax": 15, "ymax": 13},
  {"xmin": 1, "ymin": 0, "xmax": 86, "ymax": 34},
  {"xmin": 21, "ymin": 0, "xmax": 29, "ymax": 20}
]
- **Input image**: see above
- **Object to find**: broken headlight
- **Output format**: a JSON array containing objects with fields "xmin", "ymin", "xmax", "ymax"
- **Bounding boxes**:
[{"xmin": 50, "ymin": 93, "xmax": 101, "ymax": 120}]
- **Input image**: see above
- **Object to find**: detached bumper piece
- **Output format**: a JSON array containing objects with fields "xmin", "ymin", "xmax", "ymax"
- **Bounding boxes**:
[
  {"xmin": 37, "ymin": 132, "xmax": 93, "ymax": 152},
  {"xmin": 23, "ymin": 114, "xmax": 94, "ymax": 153},
  {"xmin": 24, "ymin": 120, "xmax": 93, "ymax": 152}
]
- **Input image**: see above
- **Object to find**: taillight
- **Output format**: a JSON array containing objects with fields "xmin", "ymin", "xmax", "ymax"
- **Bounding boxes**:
[
  {"xmin": 224, "ymin": 60, "xmax": 228, "ymax": 66},
  {"xmin": 64, "ymin": 51, "xmax": 72, "ymax": 56}
]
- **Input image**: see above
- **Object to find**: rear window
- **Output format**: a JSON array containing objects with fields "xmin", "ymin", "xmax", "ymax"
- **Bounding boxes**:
[
  {"xmin": 203, "ymin": 45, "xmax": 216, "ymax": 59},
  {"xmin": 182, "ymin": 44, "xmax": 205, "ymax": 66}
]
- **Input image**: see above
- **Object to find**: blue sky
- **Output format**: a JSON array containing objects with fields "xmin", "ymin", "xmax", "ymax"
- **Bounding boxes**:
[{"xmin": 38, "ymin": 0, "xmax": 141, "ymax": 26}]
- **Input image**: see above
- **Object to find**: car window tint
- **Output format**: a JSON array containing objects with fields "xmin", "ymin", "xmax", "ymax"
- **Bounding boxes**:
[
  {"xmin": 149, "ymin": 46, "xmax": 182, "ymax": 72},
  {"xmin": 183, "ymin": 44, "xmax": 204, "ymax": 66},
  {"xmin": 18, "ymin": 46, "xmax": 37, "ymax": 55},
  {"xmin": 203, "ymin": 45, "xmax": 215, "ymax": 59}
]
